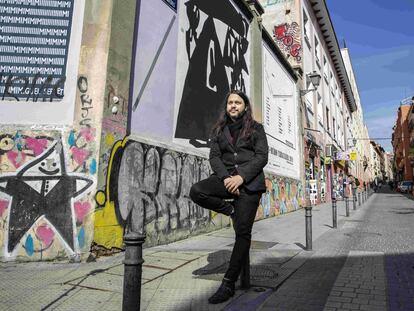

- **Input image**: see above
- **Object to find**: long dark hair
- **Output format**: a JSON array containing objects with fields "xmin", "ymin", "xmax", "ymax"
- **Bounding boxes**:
[{"xmin": 211, "ymin": 90, "xmax": 256, "ymax": 139}]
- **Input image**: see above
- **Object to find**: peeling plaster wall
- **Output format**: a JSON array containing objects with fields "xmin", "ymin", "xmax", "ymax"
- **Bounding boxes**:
[{"xmin": 0, "ymin": 0, "xmax": 113, "ymax": 261}]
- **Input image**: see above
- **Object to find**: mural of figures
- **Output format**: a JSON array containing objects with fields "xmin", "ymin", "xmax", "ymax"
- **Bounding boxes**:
[
  {"xmin": 174, "ymin": 0, "xmax": 250, "ymax": 148},
  {"xmin": 257, "ymin": 175, "xmax": 304, "ymax": 219},
  {"xmin": 0, "ymin": 141, "xmax": 93, "ymax": 258}
]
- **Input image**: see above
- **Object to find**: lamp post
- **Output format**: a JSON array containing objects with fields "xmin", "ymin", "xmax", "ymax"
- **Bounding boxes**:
[{"xmin": 300, "ymin": 71, "xmax": 322, "ymax": 96}]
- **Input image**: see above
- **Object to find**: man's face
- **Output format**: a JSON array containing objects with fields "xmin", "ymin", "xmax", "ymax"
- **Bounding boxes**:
[{"xmin": 226, "ymin": 94, "xmax": 246, "ymax": 121}]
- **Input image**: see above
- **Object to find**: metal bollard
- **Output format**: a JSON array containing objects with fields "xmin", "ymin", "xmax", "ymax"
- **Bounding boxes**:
[
  {"xmin": 332, "ymin": 197, "xmax": 337, "ymax": 228},
  {"xmin": 305, "ymin": 205, "xmax": 312, "ymax": 250},
  {"xmin": 345, "ymin": 195, "xmax": 350, "ymax": 217},
  {"xmin": 362, "ymin": 191, "xmax": 364, "ymax": 204},
  {"xmin": 240, "ymin": 254, "xmax": 250, "ymax": 289},
  {"xmin": 122, "ymin": 232, "xmax": 146, "ymax": 311},
  {"xmin": 352, "ymin": 188, "xmax": 357, "ymax": 211},
  {"xmin": 358, "ymin": 192, "xmax": 361, "ymax": 206}
]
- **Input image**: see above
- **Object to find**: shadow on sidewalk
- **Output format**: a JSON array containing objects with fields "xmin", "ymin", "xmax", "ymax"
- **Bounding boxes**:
[{"xmin": 180, "ymin": 252, "xmax": 350, "ymax": 311}]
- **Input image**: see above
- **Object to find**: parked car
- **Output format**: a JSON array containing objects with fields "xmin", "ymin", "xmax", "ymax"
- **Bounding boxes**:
[{"xmin": 397, "ymin": 181, "xmax": 413, "ymax": 193}]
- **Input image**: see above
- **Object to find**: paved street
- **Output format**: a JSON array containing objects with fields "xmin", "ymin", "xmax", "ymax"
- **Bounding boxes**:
[{"xmin": 1, "ymin": 188, "xmax": 413, "ymax": 310}]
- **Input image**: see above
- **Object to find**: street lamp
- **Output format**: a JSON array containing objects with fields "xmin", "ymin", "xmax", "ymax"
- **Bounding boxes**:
[{"xmin": 300, "ymin": 71, "xmax": 322, "ymax": 96}]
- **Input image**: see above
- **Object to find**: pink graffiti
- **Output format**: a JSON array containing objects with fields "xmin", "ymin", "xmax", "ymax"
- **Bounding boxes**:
[
  {"xmin": 0, "ymin": 199, "xmax": 9, "ymax": 218},
  {"xmin": 79, "ymin": 127, "xmax": 95, "ymax": 142},
  {"xmin": 74, "ymin": 201, "xmax": 91, "ymax": 223},
  {"xmin": 36, "ymin": 224, "xmax": 55, "ymax": 247},
  {"xmin": 274, "ymin": 22, "xmax": 302, "ymax": 61},
  {"xmin": 6, "ymin": 151, "xmax": 26, "ymax": 168},
  {"xmin": 70, "ymin": 147, "xmax": 90, "ymax": 166},
  {"xmin": 25, "ymin": 137, "xmax": 49, "ymax": 156}
]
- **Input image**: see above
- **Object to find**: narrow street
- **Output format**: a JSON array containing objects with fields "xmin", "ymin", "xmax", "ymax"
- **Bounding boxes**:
[
  {"xmin": 1, "ymin": 189, "xmax": 413, "ymax": 310},
  {"xmin": 258, "ymin": 188, "xmax": 414, "ymax": 311}
]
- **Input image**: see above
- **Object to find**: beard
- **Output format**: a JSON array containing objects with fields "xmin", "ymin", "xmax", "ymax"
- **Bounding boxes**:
[{"xmin": 226, "ymin": 110, "xmax": 245, "ymax": 120}]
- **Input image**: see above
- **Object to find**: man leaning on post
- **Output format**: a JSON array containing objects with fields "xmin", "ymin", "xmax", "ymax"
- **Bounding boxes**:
[{"xmin": 190, "ymin": 89, "xmax": 269, "ymax": 304}]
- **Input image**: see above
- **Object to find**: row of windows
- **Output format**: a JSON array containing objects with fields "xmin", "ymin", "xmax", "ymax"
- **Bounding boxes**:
[{"xmin": 303, "ymin": 7, "xmax": 346, "ymax": 149}]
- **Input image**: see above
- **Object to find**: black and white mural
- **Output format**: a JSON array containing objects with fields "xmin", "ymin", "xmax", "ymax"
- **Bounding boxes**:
[{"xmin": 174, "ymin": 0, "xmax": 251, "ymax": 149}]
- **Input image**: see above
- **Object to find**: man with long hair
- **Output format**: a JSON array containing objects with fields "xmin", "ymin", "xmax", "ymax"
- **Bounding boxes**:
[{"xmin": 190, "ymin": 90, "xmax": 268, "ymax": 304}]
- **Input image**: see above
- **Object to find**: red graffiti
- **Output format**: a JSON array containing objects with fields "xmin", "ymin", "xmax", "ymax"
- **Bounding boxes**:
[{"xmin": 273, "ymin": 23, "xmax": 302, "ymax": 62}]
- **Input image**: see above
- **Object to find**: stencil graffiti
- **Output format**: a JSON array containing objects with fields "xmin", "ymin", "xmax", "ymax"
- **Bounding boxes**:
[
  {"xmin": 0, "ymin": 141, "xmax": 93, "ymax": 256},
  {"xmin": 95, "ymin": 138, "xmax": 212, "ymax": 245},
  {"xmin": 273, "ymin": 22, "xmax": 302, "ymax": 62},
  {"xmin": 175, "ymin": 0, "xmax": 250, "ymax": 147}
]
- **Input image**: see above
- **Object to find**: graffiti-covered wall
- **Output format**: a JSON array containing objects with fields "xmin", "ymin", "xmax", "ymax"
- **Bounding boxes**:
[
  {"xmin": 95, "ymin": 138, "xmax": 230, "ymax": 248},
  {"xmin": 0, "ymin": 0, "xmax": 113, "ymax": 261},
  {"xmin": 257, "ymin": 175, "xmax": 304, "ymax": 219},
  {"xmin": 93, "ymin": 0, "xmax": 304, "ymax": 251},
  {"xmin": 0, "ymin": 130, "xmax": 95, "ymax": 261},
  {"xmin": 258, "ymin": 0, "xmax": 302, "ymax": 67}
]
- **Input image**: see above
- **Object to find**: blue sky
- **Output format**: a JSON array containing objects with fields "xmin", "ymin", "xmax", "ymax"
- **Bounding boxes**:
[{"xmin": 326, "ymin": 0, "xmax": 414, "ymax": 152}]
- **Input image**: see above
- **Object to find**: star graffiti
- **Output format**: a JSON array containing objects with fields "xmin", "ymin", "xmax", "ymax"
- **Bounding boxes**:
[{"xmin": 0, "ymin": 141, "xmax": 93, "ymax": 255}]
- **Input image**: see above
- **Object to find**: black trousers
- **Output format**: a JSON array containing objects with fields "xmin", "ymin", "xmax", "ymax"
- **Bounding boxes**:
[{"xmin": 190, "ymin": 175, "xmax": 261, "ymax": 282}]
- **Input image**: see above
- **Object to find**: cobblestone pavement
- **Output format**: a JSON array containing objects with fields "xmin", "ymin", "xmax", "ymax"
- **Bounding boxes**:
[
  {"xmin": 258, "ymin": 188, "xmax": 414, "ymax": 311},
  {"xmin": 1, "ymin": 188, "xmax": 413, "ymax": 310}
]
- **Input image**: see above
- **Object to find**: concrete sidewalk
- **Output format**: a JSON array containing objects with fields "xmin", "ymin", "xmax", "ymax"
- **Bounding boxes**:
[{"xmin": 0, "ymin": 193, "xmax": 372, "ymax": 311}]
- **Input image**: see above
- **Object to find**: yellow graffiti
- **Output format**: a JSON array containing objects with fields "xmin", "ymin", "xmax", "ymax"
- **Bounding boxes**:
[
  {"xmin": 105, "ymin": 133, "xmax": 115, "ymax": 147},
  {"xmin": 93, "ymin": 136, "xmax": 130, "ymax": 249}
]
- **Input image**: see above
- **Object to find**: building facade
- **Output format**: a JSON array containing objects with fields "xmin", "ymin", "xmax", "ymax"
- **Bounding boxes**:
[
  {"xmin": 341, "ymin": 48, "xmax": 373, "ymax": 188},
  {"xmin": 0, "ymin": 0, "xmax": 309, "ymax": 261},
  {"xmin": 259, "ymin": 0, "xmax": 357, "ymax": 203},
  {"xmin": 392, "ymin": 104, "xmax": 413, "ymax": 183}
]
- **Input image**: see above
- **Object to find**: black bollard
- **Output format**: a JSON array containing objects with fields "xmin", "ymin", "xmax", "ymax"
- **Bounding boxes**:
[
  {"xmin": 345, "ymin": 195, "xmax": 350, "ymax": 217},
  {"xmin": 122, "ymin": 232, "xmax": 146, "ymax": 311},
  {"xmin": 240, "ymin": 254, "xmax": 250, "ymax": 289},
  {"xmin": 352, "ymin": 187, "xmax": 357, "ymax": 211},
  {"xmin": 305, "ymin": 205, "xmax": 312, "ymax": 250},
  {"xmin": 332, "ymin": 197, "xmax": 337, "ymax": 228},
  {"xmin": 358, "ymin": 192, "xmax": 361, "ymax": 206}
]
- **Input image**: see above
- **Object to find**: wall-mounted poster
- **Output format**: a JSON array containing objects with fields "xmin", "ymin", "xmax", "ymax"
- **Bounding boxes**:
[
  {"xmin": 262, "ymin": 41, "xmax": 299, "ymax": 179},
  {"xmin": 173, "ymin": 0, "xmax": 251, "ymax": 150},
  {"xmin": 0, "ymin": 0, "xmax": 85, "ymax": 125},
  {"xmin": 129, "ymin": 0, "xmax": 179, "ymax": 142}
]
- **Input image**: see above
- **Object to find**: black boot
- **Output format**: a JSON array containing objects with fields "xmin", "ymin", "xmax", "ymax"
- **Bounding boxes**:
[{"xmin": 208, "ymin": 279, "xmax": 235, "ymax": 304}]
